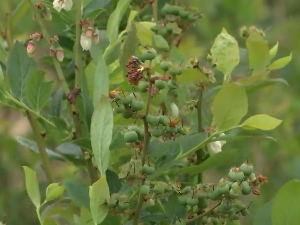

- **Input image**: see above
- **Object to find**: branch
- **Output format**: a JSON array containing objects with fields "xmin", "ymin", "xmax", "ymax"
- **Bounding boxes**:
[
  {"xmin": 152, "ymin": 0, "xmax": 158, "ymax": 22},
  {"xmin": 27, "ymin": 111, "xmax": 54, "ymax": 183},
  {"xmin": 132, "ymin": 81, "xmax": 153, "ymax": 225},
  {"xmin": 186, "ymin": 202, "xmax": 221, "ymax": 224},
  {"xmin": 74, "ymin": 0, "xmax": 83, "ymax": 89}
]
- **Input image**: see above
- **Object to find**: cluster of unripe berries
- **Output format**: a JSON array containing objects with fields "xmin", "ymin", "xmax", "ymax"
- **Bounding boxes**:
[{"xmin": 150, "ymin": 3, "xmax": 202, "ymax": 38}]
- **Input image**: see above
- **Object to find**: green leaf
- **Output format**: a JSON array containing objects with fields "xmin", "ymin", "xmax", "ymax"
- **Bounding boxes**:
[
  {"xmin": 181, "ymin": 149, "xmax": 241, "ymax": 174},
  {"xmin": 25, "ymin": 70, "xmax": 53, "ymax": 112},
  {"xmin": 106, "ymin": 0, "xmax": 130, "ymax": 43},
  {"xmin": 209, "ymin": 28, "xmax": 239, "ymax": 80},
  {"xmin": 272, "ymin": 180, "xmax": 300, "ymax": 225},
  {"xmin": 89, "ymin": 176, "xmax": 110, "ymax": 225},
  {"xmin": 246, "ymin": 78, "xmax": 288, "ymax": 95},
  {"xmin": 22, "ymin": 166, "xmax": 41, "ymax": 208},
  {"xmin": 78, "ymin": 207, "xmax": 94, "ymax": 225},
  {"xmin": 83, "ymin": 9, "xmax": 105, "ymax": 21},
  {"xmin": 177, "ymin": 68, "xmax": 207, "ymax": 85},
  {"xmin": 51, "ymin": 88, "xmax": 64, "ymax": 117},
  {"xmin": 106, "ymin": 170, "xmax": 122, "ymax": 194},
  {"xmin": 169, "ymin": 46, "xmax": 185, "ymax": 64},
  {"xmin": 83, "ymin": 0, "xmax": 110, "ymax": 17},
  {"xmin": 103, "ymin": 37, "xmax": 123, "ymax": 65},
  {"xmin": 253, "ymin": 199, "xmax": 273, "ymax": 225},
  {"xmin": 212, "ymin": 82, "xmax": 248, "ymax": 132},
  {"xmin": 45, "ymin": 183, "xmax": 65, "ymax": 203},
  {"xmin": 135, "ymin": 22, "xmax": 155, "ymax": 46},
  {"xmin": 269, "ymin": 42, "xmax": 279, "ymax": 60},
  {"xmin": 11, "ymin": 0, "xmax": 30, "ymax": 26},
  {"xmin": 6, "ymin": 41, "xmax": 36, "ymax": 100},
  {"xmin": 63, "ymin": 181, "xmax": 90, "ymax": 209},
  {"xmin": 267, "ymin": 53, "xmax": 292, "ymax": 71},
  {"xmin": 241, "ymin": 114, "xmax": 282, "ymax": 130},
  {"xmin": 246, "ymin": 28, "xmax": 270, "ymax": 75},
  {"xmin": 0, "ymin": 36, "xmax": 7, "ymax": 63},
  {"xmin": 72, "ymin": 138, "xmax": 92, "ymax": 151},
  {"xmin": 93, "ymin": 52, "xmax": 109, "ymax": 107},
  {"xmin": 91, "ymin": 95, "xmax": 113, "ymax": 175},
  {"xmin": 153, "ymin": 34, "xmax": 169, "ymax": 51}
]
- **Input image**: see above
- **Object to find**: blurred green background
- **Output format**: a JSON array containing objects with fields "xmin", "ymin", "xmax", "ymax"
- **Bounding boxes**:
[{"xmin": 0, "ymin": 0, "xmax": 299, "ymax": 224}]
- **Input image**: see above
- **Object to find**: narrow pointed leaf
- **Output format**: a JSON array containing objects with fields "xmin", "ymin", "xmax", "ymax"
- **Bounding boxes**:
[
  {"xmin": 268, "ymin": 54, "xmax": 292, "ymax": 71},
  {"xmin": 22, "ymin": 166, "xmax": 41, "ymax": 208},
  {"xmin": 241, "ymin": 114, "xmax": 282, "ymax": 130},
  {"xmin": 269, "ymin": 42, "xmax": 279, "ymax": 60},
  {"xmin": 91, "ymin": 95, "xmax": 113, "ymax": 175}
]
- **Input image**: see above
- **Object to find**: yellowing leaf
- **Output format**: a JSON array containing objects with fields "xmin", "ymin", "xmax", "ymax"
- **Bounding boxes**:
[
  {"xmin": 246, "ymin": 27, "xmax": 270, "ymax": 75},
  {"xmin": 45, "ymin": 183, "xmax": 65, "ymax": 203},
  {"xmin": 241, "ymin": 114, "xmax": 282, "ymax": 130},
  {"xmin": 89, "ymin": 176, "xmax": 110, "ymax": 225},
  {"xmin": 209, "ymin": 28, "xmax": 239, "ymax": 81},
  {"xmin": 269, "ymin": 42, "xmax": 279, "ymax": 60},
  {"xmin": 212, "ymin": 83, "xmax": 248, "ymax": 132},
  {"xmin": 268, "ymin": 53, "xmax": 292, "ymax": 71},
  {"xmin": 135, "ymin": 22, "xmax": 154, "ymax": 46}
]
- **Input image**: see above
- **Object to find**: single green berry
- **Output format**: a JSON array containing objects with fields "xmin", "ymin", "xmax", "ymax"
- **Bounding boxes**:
[
  {"xmin": 208, "ymin": 190, "xmax": 222, "ymax": 200},
  {"xmin": 138, "ymin": 80, "xmax": 148, "ymax": 93},
  {"xmin": 166, "ymin": 125, "xmax": 177, "ymax": 134},
  {"xmin": 179, "ymin": 9, "xmax": 189, "ymax": 18},
  {"xmin": 151, "ymin": 127, "xmax": 164, "ymax": 137},
  {"xmin": 141, "ymin": 48, "xmax": 157, "ymax": 61},
  {"xmin": 121, "ymin": 96, "xmax": 132, "ymax": 105},
  {"xmin": 160, "ymin": 61, "xmax": 172, "ymax": 71},
  {"xmin": 159, "ymin": 116, "xmax": 169, "ymax": 126},
  {"xmin": 124, "ymin": 131, "xmax": 138, "ymax": 143},
  {"xmin": 169, "ymin": 67, "xmax": 179, "ymax": 76},
  {"xmin": 146, "ymin": 115, "xmax": 160, "ymax": 125},
  {"xmin": 179, "ymin": 127, "xmax": 187, "ymax": 135},
  {"xmin": 141, "ymin": 165, "xmax": 155, "ymax": 175},
  {"xmin": 181, "ymin": 186, "xmax": 192, "ymax": 194},
  {"xmin": 221, "ymin": 198, "xmax": 233, "ymax": 210},
  {"xmin": 122, "ymin": 110, "xmax": 134, "ymax": 119},
  {"xmin": 107, "ymin": 198, "xmax": 117, "ymax": 208},
  {"xmin": 211, "ymin": 217, "xmax": 219, "ymax": 225},
  {"xmin": 217, "ymin": 183, "xmax": 230, "ymax": 194},
  {"xmin": 201, "ymin": 216, "xmax": 208, "ymax": 224},
  {"xmin": 217, "ymin": 204, "xmax": 231, "ymax": 214},
  {"xmin": 240, "ymin": 162, "xmax": 254, "ymax": 176},
  {"xmin": 131, "ymin": 99, "xmax": 145, "ymax": 111},
  {"xmin": 241, "ymin": 181, "xmax": 251, "ymax": 195},
  {"xmin": 198, "ymin": 198, "xmax": 208, "ymax": 209},
  {"xmin": 178, "ymin": 195, "xmax": 188, "ymax": 205},
  {"xmin": 167, "ymin": 80, "xmax": 178, "ymax": 90},
  {"xmin": 229, "ymin": 212, "xmax": 240, "ymax": 220},
  {"xmin": 229, "ymin": 188, "xmax": 239, "ymax": 198},
  {"xmin": 118, "ymin": 202, "xmax": 130, "ymax": 210},
  {"xmin": 155, "ymin": 80, "xmax": 166, "ymax": 90},
  {"xmin": 187, "ymin": 14, "xmax": 197, "ymax": 22},
  {"xmin": 153, "ymin": 186, "xmax": 165, "ymax": 194},
  {"xmin": 115, "ymin": 104, "xmax": 125, "ymax": 114},
  {"xmin": 140, "ymin": 185, "xmax": 150, "ymax": 195},
  {"xmin": 241, "ymin": 208, "xmax": 249, "ymax": 216},
  {"xmin": 186, "ymin": 197, "xmax": 199, "ymax": 206},
  {"xmin": 197, "ymin": 191, "xmax": 206, "ymax": 200},
  {"xmin": 228, "ymin": 167, "xmax": 245, "ymax": 182}
]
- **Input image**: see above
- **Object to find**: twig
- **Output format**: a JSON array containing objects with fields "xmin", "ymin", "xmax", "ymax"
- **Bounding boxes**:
[
  {"xmin": 27, "ymin": 111, "xmax": 54, "ymax": 183},
  {"xmin": 152, "ymin": 0, "xmax": 158, "ymax": 22},
  {"xmin": 74, "ymin": 0, "xmax": 82, "ymax": 89},
  {"xmin": 186, "ymin": 202, "xmax": 221, "ymax": 224},
  {"xmin": 132, "ymin": 80, "xmax": 153, "ymax": 225}
]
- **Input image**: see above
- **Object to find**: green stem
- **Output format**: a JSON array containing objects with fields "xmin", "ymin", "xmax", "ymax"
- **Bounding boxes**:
[
  {"xmin": 196, "ymin": 87, "xmax": 203, "ymax": 225},
  {"xmin": 132, "ymin": 80, "xmax": 153, "ymax": 225},
  {"xmin": 74, "ymin": 0, "xmax": 82, "ymax": 89},
  {"xmin": 152, "ymin": 0, "xmax": 158, "ymax": 22},
  {"xmin": 27, "ymin": 111, "xmax": 54, "ymax": 183}
]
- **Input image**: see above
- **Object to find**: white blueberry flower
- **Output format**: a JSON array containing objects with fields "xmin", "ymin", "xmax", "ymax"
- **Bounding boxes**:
[
  {"xmin": 80, "ymin": 35, "xmax": 92, "ymax": 51},
  {"xmin": 207, "ymin": 133, "xmax": 226, "ymax": 156},
  {"xmin": 53, "ymin": 0, "xmax": 73, "ymax": 12},
  {"xmin": 170, "ymin": 103, "xmax": 179, "ymax": 118}
]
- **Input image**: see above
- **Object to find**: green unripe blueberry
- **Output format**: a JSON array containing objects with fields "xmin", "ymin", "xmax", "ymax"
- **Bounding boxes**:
[
  {"xmin": 208, "ymin": 190, "xmax": 222, "ymax": 201},
  {"xmin": 198, "ymin": 198, "xmax": 208, "ymax": 209},
  {"xmin": 247, "ymin": 172, "xmax": 256, "ymax": 181},
  {"xmin": 160, "ymin": 61, "xmax": 172, "ymax": 71},
  {"xmin": 241, "ymin": 181, "xmax": 251, "ymax": 195},
  {"xmin": 115, "ymin": 104, "xmax": 125, "ymax": 114},
  {"xmin": 162, "ymin": 4, "xmax": 180, "ymax": 15},
  {"xmin": 124, "ymin": 131, "xmax": 138, "ymax": 143},
  {"xmin": 178, "ymin": 195, "xmax": 188, "ymax": 205},
  {"xmin": 217, "ymin": 204, "xmax": 231, "ymax": 214},
  {"xmin": 179, "ymin": 9, "xmax": 189, "ymax": 19},
  {"xmin": 240, "ymin": 162, "xmax": 254, "ymax": 176},
  {"xmin": 187, "ymin": 14, "xmax": 197, "ymax": 22},
  {"xmin": 146, "ymin": 115, "xmax": 160, "ymax": 125},
  {"xmin": 166, "ymin": 125, "xmax": 177, "ymax": 134},
  {"xmin": 122, "ymin": 110, "xmax": 134, "ymax": 119},
  {"xmin": 241, "ymin": 208, "xmax": 249, "ymax": 216},
  {"xmin": 167, "ymin": 80, "xmax": 178, "ymax": 90},
  {"xmin": 228, "ymin": 167, "xmax": 245, "ymax": 182},
  {"xmin": 140, "ymin": 185, "xmax": 150, "ymax": 195},
  {"xmin": 229, "ymin": 212, "xmax": 240, "ymax": 220},
  {"xmin": 153, "ymin": 186, "xmax": 165, "ymax": 194},
  {"xmin": 131, "ymin": 99, "xmax": 145, "ymax": 111},
  {"xmin": 138, "ymin": 80, "xmax": 148, "ymax": 93},
  {"xmin": 121, "ymin": 96, "xmax": 132, "ymax": 105},
  {"xmin": 141, "ymin": 165, "xmax": 155, "ymax": 175},
  {"xmin": 217, "ymin": 183, "xmax": 230, "ymax": 194},
  {"xmin": 221, "ymin": 198, "xmax": 233, "ymax": 210},
  {"xmin": 211, "ymin": 217, "xmax": 219, "ymax": 225},
  {"xmin": 186, "ymin": 197, "xmax": 199, "ymax": 206},
  {"xmin": 151, "ymin": 127, "xmax": 164, "ymax": 137},
  {"xmin": 229, "ymin": 189, "xmax": 239, "ymax": 198},
  {"xmin": 107, "ymin": 198, "xmax": 117, "ymax": 208},
  {"xmin": 159, "ymin": 116, "xmax": 169, "ymax": 126},
  {"xmin": 141, "ymin": 48, "xmax": 157, "ymax": 61},
  {"xmin": 201, "ymin": 216, "xmax": 208, "ymax": 224},
  {"xmin": 179, "ymin": 127, "xmax": 187, "ymax": 135},
  {"xmin": 155, "ymin": 80, "xmax": 166, "ymax": 90},
  {"xmin": 169, "ymin": 67, "xmax": 179, "ymax": 76},
  {"xmin": 117, "ymin": 194, "xmax": 127, "ymax": 201},
  {"xmin": 118, "ymin": 202, "xmax": 130, "ymax": 210},
  {"xmin": 197, "ymin": 191, "xmax": 206, "ymax": 200},
  {"xmin": 181, "ymin": 186, "xmax": 192, "ymax": 194}
]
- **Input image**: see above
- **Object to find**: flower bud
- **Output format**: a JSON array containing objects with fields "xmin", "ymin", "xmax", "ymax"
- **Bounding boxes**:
[
  {"xmin": 55, "ymin": 47, "xmax": 64, "ymax": 62},
  {"xmin": 49, "ymin": 47, "xmax": 55, "ymax": 57},
  {"xmin": 92, "ymin": 33, "xmax": 99, "ymax": 44},
  {"xmin": 27, "ymin": 41, "xmax": 36, "ymax": 55},
  {"xmin": 170, "ymin": 103, "xmax": 179, "ymax": 118},
  {"xmin": 207, "ymin": 133, "xmax": 226, "ymax": 156},
  {"xmin": 30, "ymin": 32, "xmax": 43, "ymax": 42},
  {"xmin": 80, "ymin": 35, "xmax": 92, "ymax": 51},
  {"xmin": 85, "ymin": 26, "xmax": 93, "ymax": 37},
  {"xmin": 44, "ymin": 8, "xmax": 52, "ymax": 21}
]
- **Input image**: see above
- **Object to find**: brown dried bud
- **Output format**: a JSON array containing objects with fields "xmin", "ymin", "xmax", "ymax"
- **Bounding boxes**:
[{"xmin": 258, "ymin": 175, "xmax": 268, "ymax": 184}]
